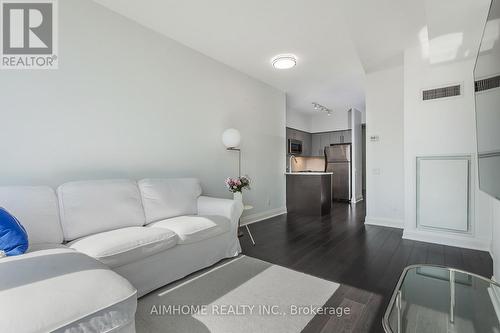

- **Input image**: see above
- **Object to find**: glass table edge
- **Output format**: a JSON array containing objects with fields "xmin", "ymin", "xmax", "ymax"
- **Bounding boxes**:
[{"xmin": 382, "ymin": 264, "xmax": 500, "ymax": 333}]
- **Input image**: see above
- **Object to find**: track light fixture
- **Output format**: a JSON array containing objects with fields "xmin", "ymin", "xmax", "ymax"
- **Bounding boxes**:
[{"xmin": 311, "ymin": 102, "xmax": 332, "ymax": 116}]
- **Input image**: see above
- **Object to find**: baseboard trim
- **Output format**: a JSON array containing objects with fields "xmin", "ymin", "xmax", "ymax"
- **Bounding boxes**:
[
  {"xmin": 240, "ymin": 207, "xmax": 287, "ymax": 226},
  {"xmin": 402, "ymin": 229, "xmax": 491, "ymax": 252},
  {"xmin": 364, "ymin": 217, "xmax": 404, "ymax": 229}
]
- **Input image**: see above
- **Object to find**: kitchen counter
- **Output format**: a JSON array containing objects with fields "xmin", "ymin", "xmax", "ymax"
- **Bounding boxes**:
[{"xmin": 286, "ymin": 172, "xmax": 332, "ymax": 216}]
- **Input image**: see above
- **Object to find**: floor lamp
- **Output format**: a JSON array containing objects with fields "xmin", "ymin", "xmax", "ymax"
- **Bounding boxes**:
[{"xmin": 222, "ymin": 128, "xmax": 256, "ymax": 245}]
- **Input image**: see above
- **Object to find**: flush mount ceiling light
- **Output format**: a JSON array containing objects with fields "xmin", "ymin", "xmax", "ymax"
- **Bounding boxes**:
[
  {"xmin": 312, "ymin": 102, "xmax": 332, "ymax": 116},
  {"xmin": 271, "ymin": 54, "xmax": 297, "ymax": 69}
]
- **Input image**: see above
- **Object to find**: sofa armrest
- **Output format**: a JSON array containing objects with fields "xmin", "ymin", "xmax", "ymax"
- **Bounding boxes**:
[{"xmin": 197, "ymin": 196, "xmax": 244, "ymax": 230}]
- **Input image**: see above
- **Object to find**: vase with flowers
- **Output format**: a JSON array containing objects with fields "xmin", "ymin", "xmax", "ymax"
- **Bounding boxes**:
[
  {"xmin": 225, "ymin": 176, "xmax": 250, "ymax": 238},
  {"xmin": 225, "ymin": 176, "xmax": 250, "ymax": 203}
]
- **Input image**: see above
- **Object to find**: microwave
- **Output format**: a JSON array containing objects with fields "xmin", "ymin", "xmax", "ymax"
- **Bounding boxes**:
[{"xmin": 288, "ymin": 139, "xmax": 303, "ymax": 155}]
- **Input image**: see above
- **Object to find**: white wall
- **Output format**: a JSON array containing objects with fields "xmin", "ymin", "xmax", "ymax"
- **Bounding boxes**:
[
  {"xmin": 351, "ymin": 108, "xmax": 364, "ymax": 202},
  {"xmin": 402, "ymin": 45, "xmax": 491, "ymax": 250},
  {"xmin": 287, "ymin": 105, "xmax": 365, "ymax": 134},
  {"xmin": 310, "ymin": 110, "xmax": 351, "ymax": 132},
  {"xmin": 365, "ymin": 66, "xmax": 405, "ymax": 228},
  {"xmin": 286, "ymin": 109, "xmax": 312, "ymax": 132},
  {"xmin": 0, "ymin": 0, "xmax": 286, "ymax": 221},
  {"xmin": 287, "ymin": 108, "xmax": 354, "ymax": 134}
]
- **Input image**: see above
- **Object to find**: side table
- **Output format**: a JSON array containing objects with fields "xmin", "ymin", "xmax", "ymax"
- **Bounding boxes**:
[{"xmin": 238, "ymin": 204, "xmax": 255, "ymax": 246}]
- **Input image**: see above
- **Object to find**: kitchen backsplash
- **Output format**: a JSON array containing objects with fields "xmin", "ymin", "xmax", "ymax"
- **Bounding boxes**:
[{"xmin": 291, "ymin": 157, "xmax": 325, "ymax": 172}]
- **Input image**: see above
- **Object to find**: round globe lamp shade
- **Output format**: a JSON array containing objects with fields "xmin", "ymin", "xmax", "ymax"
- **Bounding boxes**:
[{"xmin": 222, "ymin": 129, "xmax": 241, "ymax": 148}]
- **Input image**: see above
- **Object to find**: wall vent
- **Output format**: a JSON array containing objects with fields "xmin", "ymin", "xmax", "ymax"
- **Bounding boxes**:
[
  {"xmin": 422, "ymin": 84, "xmax": 461, "ymax": 101},
  {"xmin": 475, "ymin": 75, "xmax": 500, "ymax": 92}
]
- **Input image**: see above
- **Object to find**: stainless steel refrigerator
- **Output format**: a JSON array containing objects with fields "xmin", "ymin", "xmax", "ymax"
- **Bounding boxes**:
[{"xmin": 324, "ymin": 144, "xmax": 351, "ymax": 202}]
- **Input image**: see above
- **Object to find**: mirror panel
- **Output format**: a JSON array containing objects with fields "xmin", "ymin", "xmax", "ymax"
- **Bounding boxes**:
[{"xmin": 474, "ymin": 0, "xmax": 500, "ymax": 200}]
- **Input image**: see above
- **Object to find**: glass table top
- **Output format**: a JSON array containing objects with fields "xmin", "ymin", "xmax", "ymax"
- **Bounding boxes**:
[{"xmin": 383, "ymin": 265, "xmax": 500, "ymax": 333}]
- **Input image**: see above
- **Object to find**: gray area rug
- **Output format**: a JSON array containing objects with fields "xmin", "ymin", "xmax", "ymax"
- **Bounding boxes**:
[{"xmin": 136, "ymin": 255, "xmax": 339, "ymax": 333}]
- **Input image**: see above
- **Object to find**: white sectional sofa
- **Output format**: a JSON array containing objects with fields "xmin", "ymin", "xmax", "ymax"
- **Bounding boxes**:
[{"xmin": 0, "ymin": 178, "xmax": 243, "ymax": 333}]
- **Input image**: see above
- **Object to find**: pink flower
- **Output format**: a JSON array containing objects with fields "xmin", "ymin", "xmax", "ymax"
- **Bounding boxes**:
[{"xmin": 224, "ymin": 176, "xmax": 250, "ymax": 193}]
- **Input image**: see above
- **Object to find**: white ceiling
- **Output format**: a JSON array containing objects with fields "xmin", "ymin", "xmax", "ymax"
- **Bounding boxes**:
[
  {"xmin": 93, "ymin": 0, "xmax": 372, "ymax": 115},
  {"xmin": 423, "ymin": 0, "xmax": 491, "ymax": 65},
  {"xmin": 335, "ymin": 0, "xmax": 425, "ymax": 73},
  {"xmin": 93, "ymin": 0, "xmax": 488, "ymax": 116}
]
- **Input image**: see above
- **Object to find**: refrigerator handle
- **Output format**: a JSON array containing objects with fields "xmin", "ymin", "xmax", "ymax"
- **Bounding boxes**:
[{"xmin": 324, "ymin": 147, "xmax": 327, "ymax": 172}]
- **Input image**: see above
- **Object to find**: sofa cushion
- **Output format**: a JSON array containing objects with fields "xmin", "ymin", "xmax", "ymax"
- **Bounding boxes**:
[
  {"xmin": 147, "ymin": 215, "xmax": 231, "ymax": 244},
  {"xmin": 0, "ymin": 186, "xmax": 63, "ymax": 244},
  {"xmin": 67, "ymin": 227, "xmax": 178, "ymax": 268},
  {"xmin": 58, "ymin": 179, "xmax": 146, "ymax": 241},
  {"xmin": 0, "ymin": 247, "xmax": 137, "ymax": 333},
  {"xmin": 138, "ymin": 178, "xmax": 202, "ymax": 223}
]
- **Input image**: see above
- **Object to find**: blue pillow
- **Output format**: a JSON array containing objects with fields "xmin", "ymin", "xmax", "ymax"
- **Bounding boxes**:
[{"xmin": 0, "ymin": 207, "xmax": 29, "ymax": 256}]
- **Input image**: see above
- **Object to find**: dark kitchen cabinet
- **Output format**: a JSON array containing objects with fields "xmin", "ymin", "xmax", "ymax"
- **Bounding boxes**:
[
  {"xmin": 286, "ymin": 127, "xmax": 311, "ymax": 156},
  {"xmin": 288, "ymin": 128, "xmax": 352, "ymax": 157},
  {"xmin": 302, "ymin": 132, "xmax": 312, "ymax": 156},
  {"xmin": 311, "ymin": 133, "xmax": 321, "ymax": 157}
]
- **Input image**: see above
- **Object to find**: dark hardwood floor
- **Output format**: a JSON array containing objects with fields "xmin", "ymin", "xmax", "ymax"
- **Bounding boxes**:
[{"xmin": 239, "ymin": 201, "xmax": 493, "ymax": 333}]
